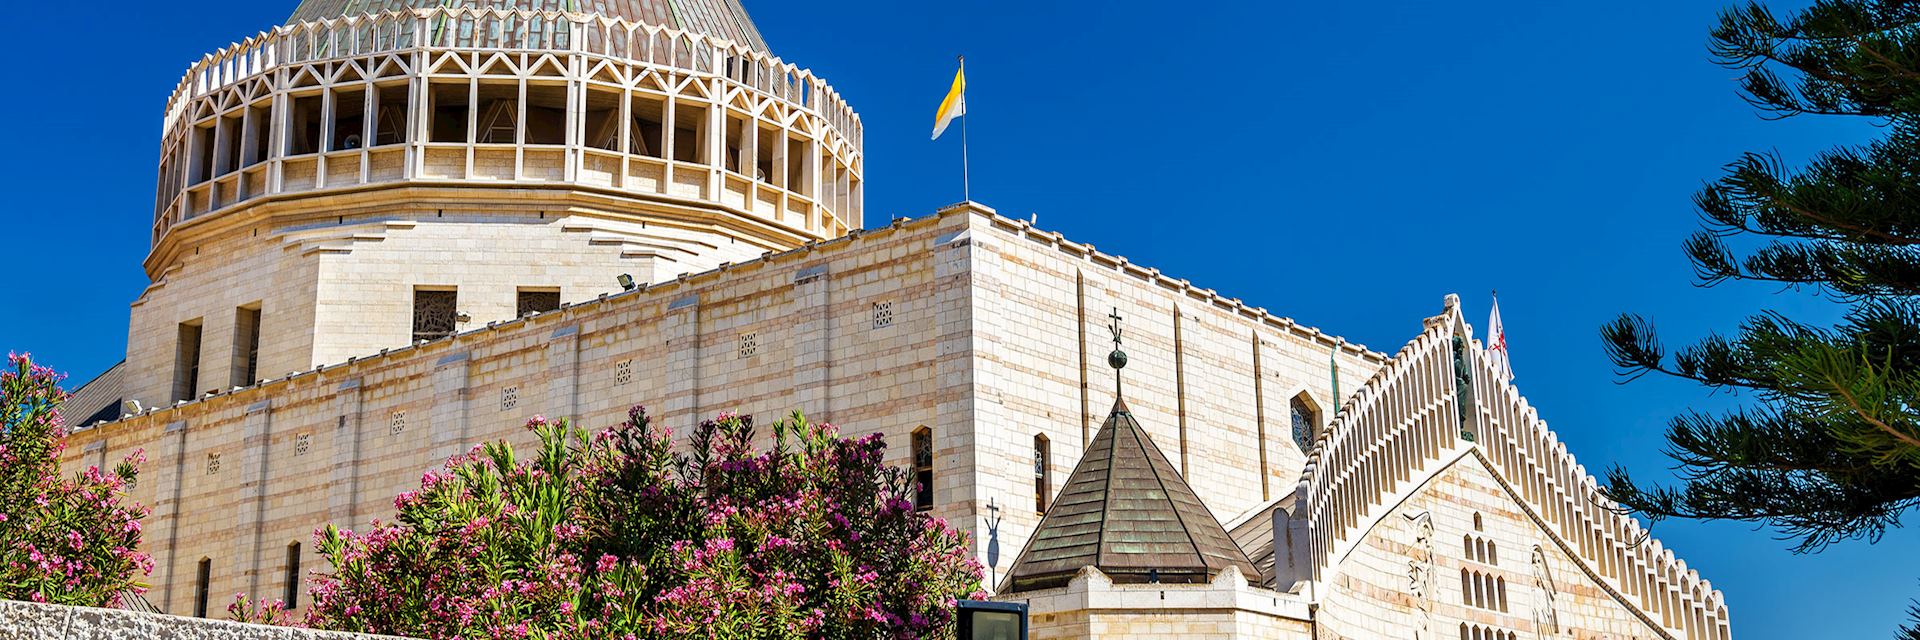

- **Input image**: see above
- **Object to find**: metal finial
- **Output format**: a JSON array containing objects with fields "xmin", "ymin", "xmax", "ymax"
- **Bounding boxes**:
[{"xmin": 1107, "ymin": 308, "xmax": 1128, "ymax": 397}]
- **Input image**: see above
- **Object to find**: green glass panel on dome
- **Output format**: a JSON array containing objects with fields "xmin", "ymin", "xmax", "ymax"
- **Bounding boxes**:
[{"xmin": 284, "ymin": 0, "xmax": 769, "ymax": 52}]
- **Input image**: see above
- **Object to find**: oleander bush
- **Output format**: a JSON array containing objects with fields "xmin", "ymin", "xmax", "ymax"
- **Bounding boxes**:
[
  {"xmin": 251, "ymin": 406, "xmax": 981, "ymax": 639},
  {"xmin": 0, "ymin": 353, "xmax": 151, "ymax": 607}
]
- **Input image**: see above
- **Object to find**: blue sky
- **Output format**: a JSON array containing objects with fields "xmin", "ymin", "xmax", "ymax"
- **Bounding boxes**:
[{"xmin": 0, "ymin": 0, "xmax": 1908, "ymax": 637}]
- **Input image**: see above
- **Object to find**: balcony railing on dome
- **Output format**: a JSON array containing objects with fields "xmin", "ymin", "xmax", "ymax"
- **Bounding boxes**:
[
  {"xmin": 1291, "ymin": 301, "xmax": 1731, "ymax": 640},
  {"xmin": 151, "ymin": 7, "xmax": 863, "ymax": 248}
]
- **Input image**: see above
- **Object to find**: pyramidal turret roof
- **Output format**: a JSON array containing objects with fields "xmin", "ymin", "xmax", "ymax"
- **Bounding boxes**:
[{"xmin": 1003, "ymin": 399, "xmax": 1261, "ymax": 592}]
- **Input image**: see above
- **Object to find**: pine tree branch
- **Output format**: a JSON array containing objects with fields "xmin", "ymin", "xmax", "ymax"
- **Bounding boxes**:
[
  {"xmin": 1820, "ymin": 369, "xmax": 1920, "ymax": 453},
  {"xmin": 1777, "ymin": 197, "xmax": 1920, "ymax": 246}
]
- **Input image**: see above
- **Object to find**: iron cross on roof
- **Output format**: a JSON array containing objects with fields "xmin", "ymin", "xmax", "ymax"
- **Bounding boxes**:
[{"xmin": 1107, "ymin": 308, "xmax": 1129, "ymax": 398}]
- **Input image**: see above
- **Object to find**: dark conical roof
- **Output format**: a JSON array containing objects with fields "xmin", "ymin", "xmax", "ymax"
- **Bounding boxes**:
[
  {"xmin": 1003, "ymin": 399, "xmax": 1262, "ymax": 592},
  {"xmin": 285, "ymin": 0, "xmax": 769, "ymax": 52}
]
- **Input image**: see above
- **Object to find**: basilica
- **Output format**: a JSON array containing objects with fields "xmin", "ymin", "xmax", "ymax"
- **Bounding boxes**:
[{"xmin": 56, "ymin": 1, "xmax": 1731, "ymax": 638}]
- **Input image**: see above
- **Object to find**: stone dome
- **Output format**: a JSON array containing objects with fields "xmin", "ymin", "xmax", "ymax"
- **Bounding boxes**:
[{"xmin": 285, "ymin": 0, "xmax": 769, "ymax": 51}]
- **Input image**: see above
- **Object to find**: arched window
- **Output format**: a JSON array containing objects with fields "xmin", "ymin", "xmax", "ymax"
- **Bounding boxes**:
[
  {"xmin": 1289, "ymin": 395, "xmax": 1318, "ymax": 452},
  {"xmin": 1460, "ymin": 569, "xmax": 1473, "ymax": 605},
  {"xmin": 1459, "ymin": 623, "xmax": 1469, "ymax": 640},
  {"xmin": 1033, "ymin": 434, "xmax": 1052, "ymax": 514},
  {"xmin": 1488, "ymin": 542, "xmax": 1499, "ymax": 566},
  {"xmin": 285, "ymin": 542, "xmax": 302, "ymax": 608},
  {"xmin": 1496, "ymin": 576, "xmax": 1508, "ymax": 611},
  {"xmin": 1463, "ymin": 534, "xmax": 1475, "ymax": 558},
  {"xmin": 1473, "ymin": 512, "xmax": 1484, "ymax": 531},
  {"xmin": 1476, "ymin": 538, "xmax": 1488, "ymax": 563},
  {"xmin": 911, "ymin": 427, "xmax": 934, "ymax": 511}
]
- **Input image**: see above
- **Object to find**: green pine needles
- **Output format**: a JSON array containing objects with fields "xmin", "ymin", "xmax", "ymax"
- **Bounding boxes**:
[{"xmin": 1600, "ymin": 2, "xmax": 1920, "ymax": 636}]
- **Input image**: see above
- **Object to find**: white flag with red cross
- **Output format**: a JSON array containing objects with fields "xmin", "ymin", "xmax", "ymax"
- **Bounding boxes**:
[{"xmin": 1487, "ymin": 295, "xmax": 1513, "ymax": 383}]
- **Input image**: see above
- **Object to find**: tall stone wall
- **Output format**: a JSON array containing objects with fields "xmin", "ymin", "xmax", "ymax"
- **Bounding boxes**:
[
  {"xmin": 64, "ymin": 206, "xmax": 1384, "ymax": 615},
  {"xmin": 963, "ymin": 214, "xmax": 1383, "ymax": 583}
]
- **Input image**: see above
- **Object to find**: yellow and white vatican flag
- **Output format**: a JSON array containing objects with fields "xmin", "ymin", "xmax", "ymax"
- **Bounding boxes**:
[
  {"xmin": 1486, "ymin": 294, "xmax": 1513, "ymax": 383},
  {"xmin": 931, "ymin": 59, "xmax": 967, "ymax": 141}
]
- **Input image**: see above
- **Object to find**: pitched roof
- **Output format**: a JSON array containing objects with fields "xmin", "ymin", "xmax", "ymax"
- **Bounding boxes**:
[
  {"xmin": 1003, "ymin": 399, "xmax": 1261, "ymax": 592},
  {"xmin": 62, "ymin": 360, "xmax": 126, "ymax": 429}
]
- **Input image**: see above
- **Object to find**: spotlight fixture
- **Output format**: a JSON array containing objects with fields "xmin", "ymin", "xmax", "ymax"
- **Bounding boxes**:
[
  {"xmin": 617, "ymin": 273, "xmax": 637, "ymax": 291},
  {"xmin": 455, "ymin": 311, "xmax": 472, "ymax": 324},
  {"xmin": 955, "ymin": 600, "xmax": 1026, "ymax": 640}
]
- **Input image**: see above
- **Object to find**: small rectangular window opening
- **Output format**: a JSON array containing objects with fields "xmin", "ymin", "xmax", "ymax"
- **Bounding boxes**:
[
  {"xmin": 288, "ymin": 93, "xmax": 324, "ymax": 155},
  {"xmin": 1034, "ymin": 435, "xmax": 1051, "ymax": 514},
  {"xmin": 516, "ymin": 288, "xmax": 561, "ymax": 317},
  {"xmin": 194, "ymin": 558, "xmax": 212, "ymax": 617},
  {"xmin": 174, "ymin": 321, "xmax": 204, "ymax": 402},
  {"xmin": 672, "ymin": 102, "xmax": 706, "ymax": 163},
  {"xmin": 372, "ymin": 82, "xmax": 410, "ymax": 147},
  {"xmin": 231, "ymin": 305, "xmax": 262, "ymax": 387},
  {"xmin": 412, "ymin": 288, "xmax": 458, "ymax": 342},
  {"xmin": 912, "ymin": 428, "xmax": 934, "ymax": 511},
  {"xmin": 329, "ymin": 87, "xmax": 368, "ymax": 152},
  {"xmin": 429, "ymin": 81, "xmax": 472, "ymax": 143},
  {"xmin": 284, "ymin": 542, "xmax": 302, "ymax": 608}
]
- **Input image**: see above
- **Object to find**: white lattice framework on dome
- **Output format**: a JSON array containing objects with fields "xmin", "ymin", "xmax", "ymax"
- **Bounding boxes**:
[
  {"xmin": 152, "ymin": 7, "xmax": 862, "ymax": 255},
  {"xmin": 1293, "ymin": 298, "xmax": 1732, "ymax": 640}
]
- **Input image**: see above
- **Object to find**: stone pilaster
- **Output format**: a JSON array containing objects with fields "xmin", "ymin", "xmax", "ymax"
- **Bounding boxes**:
[
  {"xmin": 232, "ymin": 399, "xmax": 274, "ymax": 598},
  {"xmin": 326, "ymin": 377, "xmax": 364, "ymax": 529},
  {"xmin": 544, "ymin": 324, "xmax": 581, "ymax": 424},
  {"xmin": 790, "ymin": 264, "xmax": 832, "ymax": 422},
  {"xmin": 663, "ymin": 293, "xmax": 701, "ymax": 435},
  {"xmin": 429, "ymin": 351, "xmax": 470, "ymax": 461}
]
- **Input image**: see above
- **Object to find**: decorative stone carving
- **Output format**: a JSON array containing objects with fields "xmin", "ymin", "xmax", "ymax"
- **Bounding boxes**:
[
  {"xmin": 1404, "ymin": 510, "xmax": 1436, "ymax": 639},
  {"xmin": 412, "ymin": 290, "xmax": 459, "ymax": 342},
  {"xmin": 1532, "ymin": 544, "xmax": 1561, "ymax": 637}
]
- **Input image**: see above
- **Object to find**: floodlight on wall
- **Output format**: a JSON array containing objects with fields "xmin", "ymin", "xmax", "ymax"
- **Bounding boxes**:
[
  {"xmin": 617, "ymin": 274, "xmax": 637, "ymax": 291},
  {"xmin": 955, "ymin": 600, "xmax": 1026, "ymax": 640},
  {"xmin": 456, "ymin": 312, "xmax": 472, "ymax": 324}
]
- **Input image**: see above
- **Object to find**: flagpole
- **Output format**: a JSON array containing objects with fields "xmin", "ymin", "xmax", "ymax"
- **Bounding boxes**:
[{"xmin": 959, "ymin": 55, "xmax": 971, "ymax": 203}]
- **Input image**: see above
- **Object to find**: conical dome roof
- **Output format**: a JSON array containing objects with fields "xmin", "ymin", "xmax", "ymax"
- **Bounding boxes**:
[
  {"xmin": 1003, "ymin": 399, "xmax": 1262, "ymax": 592},
  {"xmin": 285, "ymin": 0, "xmax": 769, "ymax": 52}
]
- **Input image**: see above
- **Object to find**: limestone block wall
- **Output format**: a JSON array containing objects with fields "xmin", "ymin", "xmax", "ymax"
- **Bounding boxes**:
[
  {"xmin": 71, "ymin": 208, "xmax": 976, "ymax": 615},
  {"xmin": 962, "ymin": 214, "xmax": 1384, "ymax": 584},
  {"xmin": 125, "ymin": 189, "xmax": 797, "ymax": 410},
  {"xmin": 1314, "ymin": 454, "xmax": 1684, "ymax": 640},
  {"xmin": 67, "ymin": 205, "xmax": 1381, "ymax": 615},
  {"xmin": 0, "ymin": 599, "xmax": 413, "ymax": 640},
  {"xmin": 125, "ymin": 215, "xmax": 321, "ymax": 416},
  {"xmin": 1004, "ymin": 567, "xmax": 1313, "ymax": 640}
]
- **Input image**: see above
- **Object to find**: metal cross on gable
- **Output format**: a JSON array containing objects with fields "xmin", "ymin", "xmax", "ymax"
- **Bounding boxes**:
[{"xmin": 1108, "ymin": 308, "xmax": 1124, "ymax": 350}]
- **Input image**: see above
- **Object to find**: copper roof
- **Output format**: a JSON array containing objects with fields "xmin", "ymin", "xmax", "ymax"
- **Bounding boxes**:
[
  {"xmin": 1003, "ymin": 399, "xmax": 1262, "ymax": 592},
  {"xmin": 285, "ymin": 0, "xmax": 769, "ymax": 52}
]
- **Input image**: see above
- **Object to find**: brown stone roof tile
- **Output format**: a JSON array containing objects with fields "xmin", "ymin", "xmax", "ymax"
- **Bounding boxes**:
[{"xmin": 1003, "ymin": 399, "xmax": 1261, "ymax": 592}]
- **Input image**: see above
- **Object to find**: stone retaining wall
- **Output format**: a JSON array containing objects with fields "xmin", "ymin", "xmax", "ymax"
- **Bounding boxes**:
[{"xmin": 0, "ymin": 599, "xmax": 411, "ymax": 640}]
